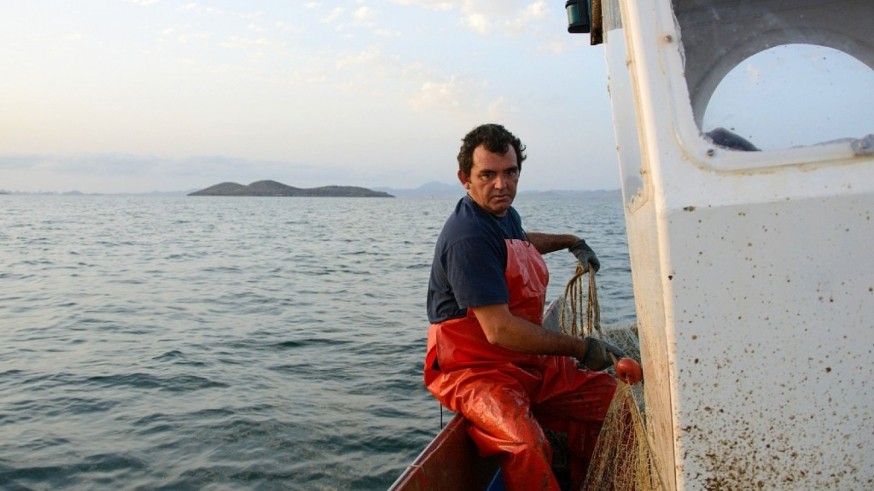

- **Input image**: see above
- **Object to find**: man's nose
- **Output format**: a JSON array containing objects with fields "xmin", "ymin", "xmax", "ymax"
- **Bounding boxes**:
[{"xmin": 494, "ymin": 175, "xmax": 505, "ymax": 189}]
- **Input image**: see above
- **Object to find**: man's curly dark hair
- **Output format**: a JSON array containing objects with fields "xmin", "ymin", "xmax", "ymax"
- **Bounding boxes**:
[{"xmin": 457, "ymin": 124, "xmax": 527, "ymax": 176}]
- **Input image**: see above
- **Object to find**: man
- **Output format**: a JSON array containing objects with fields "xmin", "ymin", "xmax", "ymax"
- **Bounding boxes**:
[{"xmin": 424, "ymin": 123, "xmax": 623, "ymax": 490}]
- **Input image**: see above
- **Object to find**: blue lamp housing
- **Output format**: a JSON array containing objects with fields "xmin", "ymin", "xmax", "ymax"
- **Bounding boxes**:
[{"xmin": 565, "ymin": 0, "xmax": 591, "ymax": 33}]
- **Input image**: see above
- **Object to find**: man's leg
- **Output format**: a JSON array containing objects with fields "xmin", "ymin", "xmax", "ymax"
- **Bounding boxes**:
[
  {"xmin": 428, "ymin": 365, "xmax": 562, "ymax": 491},
  {"xmin": 532, "ymin": 356, "xmax": 618, "ymax": 490}
]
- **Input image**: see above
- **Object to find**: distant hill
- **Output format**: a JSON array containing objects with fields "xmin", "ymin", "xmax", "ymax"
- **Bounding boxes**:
[
  {"xmin": 189, "ymin": 180, "xmax": 393, "ymax": 198},
  {"xmin": 5, "ymin": 181, "xmax": 617, "ymax": 198}
]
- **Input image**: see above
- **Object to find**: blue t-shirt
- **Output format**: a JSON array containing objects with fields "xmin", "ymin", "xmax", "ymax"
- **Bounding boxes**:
[{"xmin": 427, "ymin": 195, "xmax": 527, "ymax": 323}]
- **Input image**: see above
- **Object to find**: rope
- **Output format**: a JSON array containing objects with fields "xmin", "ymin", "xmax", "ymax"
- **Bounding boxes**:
[{"xmin": 559, "ymin": 264, "xmax": 601, "ymax": 338}]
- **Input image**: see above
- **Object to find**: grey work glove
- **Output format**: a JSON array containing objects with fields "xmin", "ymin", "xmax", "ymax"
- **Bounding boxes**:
[
  {"xmin": 578, "ymin": 336, "xmax": 625, "ymax": 371},
  {"xmin": 569, "ymin": 239, "xmax": 600, "ymax": 273}
]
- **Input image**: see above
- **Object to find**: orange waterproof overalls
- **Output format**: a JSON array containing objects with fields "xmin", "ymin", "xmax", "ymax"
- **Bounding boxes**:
[{"xmin": 425, "ymin": 239, "xmax": 616, "ymax": 491}]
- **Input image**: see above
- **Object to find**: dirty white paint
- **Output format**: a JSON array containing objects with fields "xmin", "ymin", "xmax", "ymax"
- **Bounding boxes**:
[
  {"xmin": 599, "ymin": 0, "xmax": 874, "ymax": 488},
  {"xmin": 665, "ymin": 196, "xmax": 872, "ymax": 489}
]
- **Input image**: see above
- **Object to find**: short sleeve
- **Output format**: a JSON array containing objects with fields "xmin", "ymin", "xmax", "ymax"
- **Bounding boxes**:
[{"xmin": 445, "ymin": 236, "xmax": 508, "ymax": 309}]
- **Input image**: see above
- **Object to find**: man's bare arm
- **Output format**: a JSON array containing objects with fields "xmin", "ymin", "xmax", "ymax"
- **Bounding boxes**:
[
  {"xmin": 526, "ymin": 232, "xmax": 580, "ymax": 255},
  {"xmin": 472, "ymin": 303, "xmax": 586, "ymax": 359}
]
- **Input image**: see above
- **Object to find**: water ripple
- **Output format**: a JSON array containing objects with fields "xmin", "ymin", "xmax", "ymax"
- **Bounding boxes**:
[{"xmin": 0, "ymin": 194, "xmax": 633, "ymax": 489}]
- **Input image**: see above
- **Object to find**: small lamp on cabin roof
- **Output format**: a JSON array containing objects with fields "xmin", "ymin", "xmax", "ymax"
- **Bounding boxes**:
[{"xmin": 565, "ymin": 0, "xmax": 591, "ymax": 33}]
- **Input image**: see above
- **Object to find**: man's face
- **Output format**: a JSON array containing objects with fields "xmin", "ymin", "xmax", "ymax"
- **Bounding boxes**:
[{"xmin": 459, "ymin": 144, "xmax": 519, "ymax": 217}]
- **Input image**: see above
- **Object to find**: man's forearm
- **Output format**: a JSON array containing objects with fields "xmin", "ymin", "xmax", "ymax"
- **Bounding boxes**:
[
  {"xmin": 473, "ymin": 303, "xmax": 586, "ymax": 359},
  {"xmin": 526, "ymin": 232, "xmax": 579, "ymax": 255}
]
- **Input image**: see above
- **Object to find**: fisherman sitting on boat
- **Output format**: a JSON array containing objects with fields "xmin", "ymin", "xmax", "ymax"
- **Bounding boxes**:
[{"xmin": 424, "ymin": 123, "xmax": 623, "ymax": 490}]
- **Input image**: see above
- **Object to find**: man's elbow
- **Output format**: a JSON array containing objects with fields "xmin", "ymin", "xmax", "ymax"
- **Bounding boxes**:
[
  {"xmin": 480, "ymin": 318, "xmax": 518, "ymax": 348},
  {"xmin": 481, "ymin": 323, "xmax": 507, "ymax": 345},
  {"xmin": 472, "ymin": 304, "xmax": 515, "ymax": 346}
]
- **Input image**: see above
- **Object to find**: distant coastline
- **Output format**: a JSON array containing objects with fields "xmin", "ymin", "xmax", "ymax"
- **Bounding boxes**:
[
  {"xmin": 188, "ymin": 180, "xmax": 393, "ymax": 198},
  {"xmin": 1, "ymin": 181, "xmax": 620, "ymax": 199}
]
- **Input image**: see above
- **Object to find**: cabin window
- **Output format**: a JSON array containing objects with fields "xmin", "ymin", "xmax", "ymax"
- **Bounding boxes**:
[
  {"xmin": 673, "ymin": 0, "xmax": 874, "ymax": 152},
  {"xmin": 702, "ymin": 45, "xmax": 874, "ymax": 151}
]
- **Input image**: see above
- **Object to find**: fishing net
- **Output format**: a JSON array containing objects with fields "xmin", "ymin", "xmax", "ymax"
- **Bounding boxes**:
[{"xmin": 556, "ymin": 265, "xmax": 666, "ymax": 491}]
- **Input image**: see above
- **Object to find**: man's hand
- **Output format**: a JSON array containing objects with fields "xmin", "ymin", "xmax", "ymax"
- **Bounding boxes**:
[
  {"xmin": 578, "ymin": 337, "xmax": 625, "ymax": 371},
  {"xmin": 569, "ymin": 239, "xmax": 600, "ymax": 273}
]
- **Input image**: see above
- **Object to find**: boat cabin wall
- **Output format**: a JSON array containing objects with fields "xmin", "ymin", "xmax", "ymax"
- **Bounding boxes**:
[{"xmin": 599, "ymin": 0, "xmax": 874, "ymax": 488}]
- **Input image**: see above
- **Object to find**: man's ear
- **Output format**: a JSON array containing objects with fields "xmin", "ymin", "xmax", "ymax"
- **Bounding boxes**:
[{"xmin": 457, "ymin": 169, "xmax": 471, "ymax": 189}]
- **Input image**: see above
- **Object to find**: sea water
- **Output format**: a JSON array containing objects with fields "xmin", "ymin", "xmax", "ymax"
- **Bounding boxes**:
[{"xmin": 0, "ymin": 194, "xmax": 634, "ymax": 490}]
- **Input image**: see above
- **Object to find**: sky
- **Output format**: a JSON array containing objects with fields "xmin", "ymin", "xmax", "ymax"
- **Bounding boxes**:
[{"xmin": 0, "ymin": 0, "xmax": 619, "ymax": 194}]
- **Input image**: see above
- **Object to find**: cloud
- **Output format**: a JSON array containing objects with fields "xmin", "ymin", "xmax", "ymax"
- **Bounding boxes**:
[
  {"xmin": 486, "ymin": 96, "xmax": 514, "ymax": 120},
  {"xmin": 176, "ymin": 2, "xmax": 226, "ymax": 16},
  {"xmin": 463, "ymin": 12, "xmax": 489, "ymax": 35},
  {"xmin": 0, "ymin": 155, "xmax": 52, "ymax": 171},
  {"xmin": 453, "ymin": 1, "xmax": 552, "ymax": 36},
  {"xmin": 247, "ymin": 23, "xmax": 266, "ymax": 33},
  {"xmin": 14, "ymin": 154, "xmax": 168, "ymax": 176},
  {"xmin": 354, "ymin": 6, "xmax": 375, "ymax": 22},
  {"xmin": 0, "ymin": 0, "xmax": 620, "ymax": 193},
  {"xmin": 334, "ymin": 46, "xmax": 398, "ymax": 72},
  {"xmin": 317, "ymin": 4, "xmax": 385, "ymax": 34},
  {"xmin": 321, "ymin": 7, "xmax": 344, "ymax": 24},
  {"xmin": 389, "ymin": 0, "xmax": 454, "ymax": 11},
  {"xmin": 328, "ymin": 47, "xmax": 467, "ymax": 111},
  {"xmin": 538, "ymin": 35, "xmax": 571, "ymax": 55},
  {"xmin": 409, "ymin": 78, "xmax": 463, "ymax": 110},
  {"xmin": 0, "ymin": 153, "xmax": 354, "ymax": 193},
  {"xmin": 388, "ymin": 0, "xmax": 541, "ymax": 35},
  {"xmin": 406, "ymin": 73, "xmax": 515, "ymax": 121},
  {"xmin": 159, "ymin": 25, "xmax": 213, "ymax": 45},
  {"xmin": 505, "ymin": 1, "xmax": 548, "ymax": 34},
  {"xmin": 374, "ymin": 28, "xmax": 401, "ymax": 37},
  {"xmin": 221, "ymin": 35, "xmax": 272, "ymax": 49}
]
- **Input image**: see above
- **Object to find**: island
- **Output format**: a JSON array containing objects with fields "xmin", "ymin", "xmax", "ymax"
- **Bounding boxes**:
[{"xmin": 188, "ymin": 180, "xmax": 393, "ymax": 198}]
